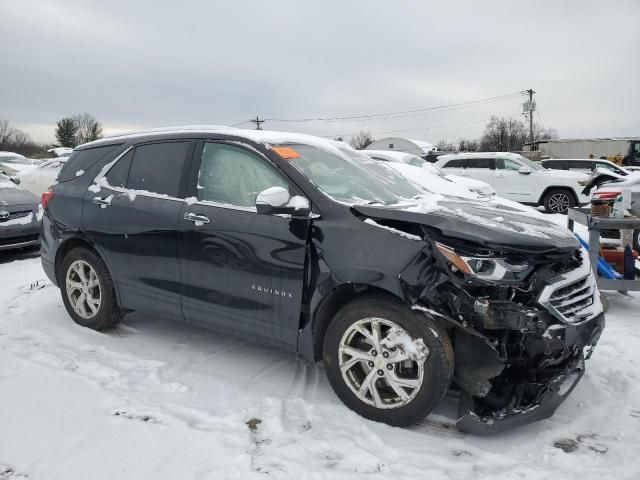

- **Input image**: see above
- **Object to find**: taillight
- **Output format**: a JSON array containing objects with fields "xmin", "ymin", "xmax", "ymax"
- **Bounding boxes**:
[{"xmin": 41, "ymin": 190, "xmax": 55, "ymax": 208}]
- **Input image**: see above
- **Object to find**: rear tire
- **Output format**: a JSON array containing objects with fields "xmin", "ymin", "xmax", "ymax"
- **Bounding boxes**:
[
  {"xmin": 60, "ymin": 247, "xmax": 123, "ymax": 330},
  {"xmin": 322, "ymin": 296, "xmax": 454, "ymax": 427},
  {"xmin": 543, "ymin": 188, "xmax": 576, "ymax": 214}
]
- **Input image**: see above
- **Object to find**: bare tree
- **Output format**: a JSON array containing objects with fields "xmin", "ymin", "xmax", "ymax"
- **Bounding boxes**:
[
  {"xmin": 436, "ymin": 140, "xmax": 457, "ymax": 152},
  {"xmin": 458, "ymin": 138, "xmax": 478, "ymax": 152},
  {"xmin": 0, "ymin": 119, "xmax": 43, "ymax": 156},
  {"xmin": 479, "ymin": 116, "xmax": 529, "ymax": 151},
  {"xmin": 349, "ymin": 131, "xmax": 375, "ymax": 150},
  {"xmin": 73, "ymin": 113, "xmax": 103, "ymax": 145}
]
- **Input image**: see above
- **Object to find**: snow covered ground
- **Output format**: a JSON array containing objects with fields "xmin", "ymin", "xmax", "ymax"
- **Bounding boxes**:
[{"xmin": 1, "ymin": 218, "xmax": 640, "ymax": 479}]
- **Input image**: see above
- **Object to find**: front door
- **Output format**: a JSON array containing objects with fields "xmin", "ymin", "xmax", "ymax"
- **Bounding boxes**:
[
  {"xmin": 493, "ymin": 157, "xmax": 535, "ymax": 202},
  {"xmin": 180, "ymin": 141, "xmax": 310, "ymax": 347},
  {"xmin": 464, "ymin": 157, "xmax": 495, "ymax": 186},
  {"xmin": 83, "ymin": 141, "xmax": 194, "ymax": 317}
]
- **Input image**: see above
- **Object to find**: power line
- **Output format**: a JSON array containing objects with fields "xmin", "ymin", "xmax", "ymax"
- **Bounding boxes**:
[{"xmin": 264, "ymin": 91, "xmax": 526, "ymax": 124}]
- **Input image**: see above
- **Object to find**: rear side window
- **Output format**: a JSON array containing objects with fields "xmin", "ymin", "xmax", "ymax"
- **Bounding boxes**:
[
  {"xmin": 442, "ymin": 159, "xmax": 467, "ymax": 168},
  {"xmin": 467, "ymin": 158, "xmax": 494, "ymax": 169},
  {"xmin": 58, "ymin": 144, "xmax": 121, "ymax": 182},
  {"xmin": 126, "ymin": 142, "xmax": 190, "ymax": 197},
  {"xmin": 567, "ymin": 161, "xmax": 593, "ymax": 170}
]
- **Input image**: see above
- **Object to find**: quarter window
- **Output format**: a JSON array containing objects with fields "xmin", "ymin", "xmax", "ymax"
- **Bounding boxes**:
[
  {"xmin": 126, "ymin": 142, "xmax": 190, "ymax": 197},
  {"xmin": 197, "ymin": 143, "xmax": 288, "ymax": 208}
]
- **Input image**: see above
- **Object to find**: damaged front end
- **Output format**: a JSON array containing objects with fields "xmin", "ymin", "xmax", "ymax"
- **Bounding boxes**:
[{"xmin": 406, "ymin": 234, "xmax": 605, "ymax": 434}]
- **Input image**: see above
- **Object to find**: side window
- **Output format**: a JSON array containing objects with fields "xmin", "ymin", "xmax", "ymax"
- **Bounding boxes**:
[
  {"xmin": 568, "ymin": 161, "xmax": 593, "ymax": 170},
  {"xmin": 467, "ymin": 158, "xmax": 494, "ymax": 169},
  {"xmin": 105, "ymin": 149, "xmax": 134, "ymax": 188},
  {"xmin": 442, "ymin": 159, "xmax": 467, "ymax": 168},
  {"xmin": 496, "ymin": 158, "xmax": 521, "ymax": 171},
  {"xmin": 126, "ymin": 142, "xmax": 190, "ymax": 197},
  {"xmin": 197, "ymin": 143, "xmax": 289, "ymax": 208},
  {"xmin": 595, "ymin": 162, "xmax": 616, "ymax": 172}
]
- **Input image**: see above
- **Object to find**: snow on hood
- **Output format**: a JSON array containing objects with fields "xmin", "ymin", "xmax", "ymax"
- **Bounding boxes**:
[
  {"xmin": 354, "ymin": 195, "xmax": 578, "ymax": 252},
  {"xmin": 597, "ymin": 171, "xmax": 640, "ymax": 191}
]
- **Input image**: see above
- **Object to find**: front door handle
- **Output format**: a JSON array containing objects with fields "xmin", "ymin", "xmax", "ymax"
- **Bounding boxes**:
[{"xmin": 184, "ymin": 212, "xmax": 210, "ymax": 224}]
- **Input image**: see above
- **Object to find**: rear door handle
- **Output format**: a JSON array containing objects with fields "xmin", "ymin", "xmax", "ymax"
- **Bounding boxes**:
[
  {"xmin": 92, "ymin": 197, "xmax": 112, "ymax": 207},
  {"xmin": 184, "ymin": 212, "xmax": 210, "ymax": 224}
]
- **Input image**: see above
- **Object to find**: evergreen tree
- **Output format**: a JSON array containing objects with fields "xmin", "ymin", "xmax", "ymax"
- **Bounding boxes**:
[{"xmin": 55, "ymin": 117, "xmax": 79, "ymax": 147}]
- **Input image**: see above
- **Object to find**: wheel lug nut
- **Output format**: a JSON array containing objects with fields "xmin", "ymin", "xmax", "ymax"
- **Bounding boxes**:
[
  {"xmin": 368, "ymin": 361, "xmax": 374, "ymax": 367},
  {"xmin": 386, "ymin": 364, "xmax": 393, "ymax": 370},
  {"xmin": 371, "ymin": 350, "xmax": 377, "ymax": 356},
  {"xmin": 382, "ymin": 351, "xmax": 389, "ymax": 358},
  {"xmin": 377, "ymin": 369, "xmax": 384, "ymax": 376}
]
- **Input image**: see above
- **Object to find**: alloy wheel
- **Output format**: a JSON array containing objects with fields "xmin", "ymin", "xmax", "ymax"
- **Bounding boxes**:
[
  {"xmin": 338, "ymin": 317, "xmax": 424, "ymax": 409},
  {"xmin": 548, "ymin": 193, "xmax": 571, "ymax": 213},
  {"xmin": 65, "ymin": 260, "xmax": 101, "ymax": 319}
]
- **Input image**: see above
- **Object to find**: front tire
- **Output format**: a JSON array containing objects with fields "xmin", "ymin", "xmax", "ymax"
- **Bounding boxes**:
[
  {"xmin": 543, "ymin": 188, "xmax": 576, "ymax": 214},
  {"xmin": 60, "ymin": 247, "xmax": 123, "ymax": 330},
  {"xmin": 322, "ymin": 296, "xmax": 454, "ymax": 427}
]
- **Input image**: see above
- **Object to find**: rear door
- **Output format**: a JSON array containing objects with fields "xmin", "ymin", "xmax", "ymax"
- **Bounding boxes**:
[
  {"xmin": 179, "ymin": 141, "xmax": 310, "ymax": 346},
  {"xmin": 83, "ymin": 140, "xmax": 194, "ymax": 317},
  {"xmin": 439, "ymin": 158, "xmax": 467, "ymax": 176},
  {"xmin": 464, "ymin": 157, "xmax": 495, "ymax": 186}
]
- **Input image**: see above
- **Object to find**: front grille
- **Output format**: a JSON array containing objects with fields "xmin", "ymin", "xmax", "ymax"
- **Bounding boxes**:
[
  {"xmin": 0, "ymin": 210, "xmax": 32, "ymax": 222},
  {"xmin": 538, "ymin": 249, "xmax": 602, "ymax": 324},
  {"xmin": 548, "ymin": 276, "xmax": 595, "ymax": 322}
]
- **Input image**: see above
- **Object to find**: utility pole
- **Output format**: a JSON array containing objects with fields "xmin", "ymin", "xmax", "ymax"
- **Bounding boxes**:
[
  {"xmin": 525, "ymin": 89, "xmax": 535, "ymax": 149},
  {"xmin": 250, "ymin": 116, "xmax": 264, "ymax": 130}
]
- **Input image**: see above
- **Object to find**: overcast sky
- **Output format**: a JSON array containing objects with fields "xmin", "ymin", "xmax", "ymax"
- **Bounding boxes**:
[{"xmin": 1, "ymin": 0, "xmax": 638, "ymax": 145}]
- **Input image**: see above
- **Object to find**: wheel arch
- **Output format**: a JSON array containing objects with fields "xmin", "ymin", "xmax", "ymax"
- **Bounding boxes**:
[
  {"xmin": 538, "ymin": 185, "xmax": 578, "ymax": 205},
  {"xmin": 308, "ymin": 283, "xmax": 405, "ymax": 363},
  {"xmin": 54, "ymin": 237, "xmax": 122, "ymax": 304}
]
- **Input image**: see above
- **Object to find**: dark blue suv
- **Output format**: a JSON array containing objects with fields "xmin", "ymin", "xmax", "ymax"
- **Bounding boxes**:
[{"xmin": 40, "ymin": 127, "xmax": 604, "ymax": 433}]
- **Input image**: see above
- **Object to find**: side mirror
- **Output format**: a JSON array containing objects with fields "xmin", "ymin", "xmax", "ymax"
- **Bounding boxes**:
[
  {"xmin": 255, "ymin": 187, "xmax": 311, "ymax": 217},
  {"xmin": 518, "ymin": 166, "xmax": 532, "ymax": 175},
  {"xmin": 10, "ymin": 176, "xmax": 21, "ymax": 185}
]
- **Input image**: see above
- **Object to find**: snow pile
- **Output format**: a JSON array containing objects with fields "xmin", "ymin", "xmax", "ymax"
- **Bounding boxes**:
[{"xmin": 381, "ymin": 327, "xmax": 429, "ymax": 361}]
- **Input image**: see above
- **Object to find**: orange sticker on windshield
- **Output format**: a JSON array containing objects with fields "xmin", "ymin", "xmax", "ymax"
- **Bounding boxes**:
[{"xmin": 272, "ymin": 146, "xmax": 301, "ymax": 160}]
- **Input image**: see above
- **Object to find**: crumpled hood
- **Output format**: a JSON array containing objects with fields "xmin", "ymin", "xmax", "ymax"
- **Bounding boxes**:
[
  {"xmin": 0, "ymin": 186, "xmax": 39, "ymax": 206},
  {"xmin": 354, "ymin": 198, "xmax": 579, "ymax": 252}
]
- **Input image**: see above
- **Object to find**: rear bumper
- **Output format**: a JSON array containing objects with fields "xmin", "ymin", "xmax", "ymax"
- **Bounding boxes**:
[{"xmin": 455, "ymin": 311, "xmax": 604, "ymax": 434}]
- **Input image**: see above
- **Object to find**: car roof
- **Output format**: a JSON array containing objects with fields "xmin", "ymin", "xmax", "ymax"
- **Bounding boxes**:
[
  {"xmin": 77, "ymin": 126, "xmax": 344, "ymax": 154},
  {"xmin": 437, "ymin": 152, "xmax": 524, "ymax": 161},
  {"xmin": 0, "ymin": 151, "xmax": 25, "ymax": 158},
  {"xmin": 364, "ymin": 150, "xmax": 421, "ymax": 161}
]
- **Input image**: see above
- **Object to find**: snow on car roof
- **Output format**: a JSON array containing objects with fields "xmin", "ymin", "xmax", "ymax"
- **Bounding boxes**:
[
  {"xmin": 0, "ymin": 151, "xmax": 26, "ymax": 158},
  {"xmin": 437, "ymin": 152, "xmax": 524, "ymax": 160},
  {"xmin": 80, "ymin": 126, "xmax": 350, "ymax": 158}
]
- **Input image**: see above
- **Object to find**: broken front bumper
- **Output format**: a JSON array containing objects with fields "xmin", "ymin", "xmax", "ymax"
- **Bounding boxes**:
[{"xmin": 455, "ymin": 311, "xmax": 605, "ymax": 435}]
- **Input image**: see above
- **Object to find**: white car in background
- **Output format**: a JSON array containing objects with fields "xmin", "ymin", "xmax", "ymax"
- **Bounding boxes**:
[
  {"xmin": 435, "ymin": 152, "xmax": 591, "ymax": 213},
  {"xmin": 0, "ymin": 151, "xmax": 39, "ymax": 176},
  {"xmin": 16, "ymin": 157, "xmax": 68, "ymax": 195},
  {"xmin": 336, "ymin": 146, "xmax": 543, "ymax": 217},
  {"xmin": 47, "ymin": 147, "xmax": 73, "ymax": 158},
  {"xmin": 365, "ymin": 150, "xmax": 496, "ymax": 197}
]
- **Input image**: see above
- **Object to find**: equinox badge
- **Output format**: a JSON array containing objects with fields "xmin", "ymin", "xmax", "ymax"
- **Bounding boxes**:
[{"xmin": 252, "ymin": 284, "xmax": 293, "ymax": 298}]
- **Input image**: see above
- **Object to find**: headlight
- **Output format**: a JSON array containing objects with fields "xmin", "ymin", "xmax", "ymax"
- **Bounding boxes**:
[{"xmin": 435, "ymin": 243, "xmax": 529, "ymax": 280}]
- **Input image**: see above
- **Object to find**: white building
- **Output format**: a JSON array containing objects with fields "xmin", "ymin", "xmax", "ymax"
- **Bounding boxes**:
[{"xmin": 365, "ymin": 137, "xmax": 437, "ymax": 157}]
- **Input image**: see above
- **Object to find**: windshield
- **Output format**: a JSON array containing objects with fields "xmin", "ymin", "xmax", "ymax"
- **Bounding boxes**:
[
  {"xmin": 282, "ymin": 143, "xmax": 421, "ymax": 206},
  {"xmin": 512, "ymin": 154, "xmax": 544, "ymax": 171}
]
